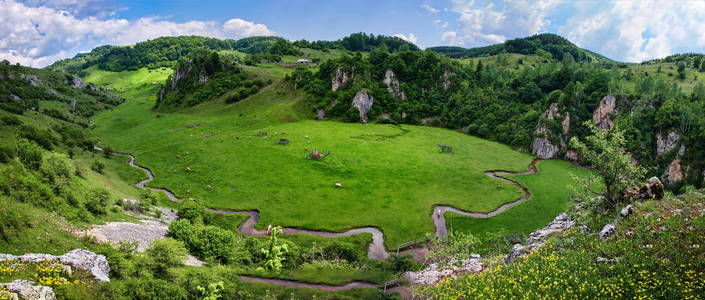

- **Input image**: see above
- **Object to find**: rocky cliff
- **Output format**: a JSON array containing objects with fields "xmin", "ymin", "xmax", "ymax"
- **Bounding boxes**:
[
  {"xmin": 593, "ymin": 95, "xmax": 617, "ymax": 130},
  {"xmin": 531, "ymin": 103, "xmax": 570, "ymax": 159},
  {"xmin": 352, "ymin": 90, "xmax": 374, "ymax": 123},
  {"xmin": 383, "ymin": 69, "xmax": 406, "ymax": 101},
  {"xmin": 331, "ymin": 67, "xmax": 353, "ymax": 91}
]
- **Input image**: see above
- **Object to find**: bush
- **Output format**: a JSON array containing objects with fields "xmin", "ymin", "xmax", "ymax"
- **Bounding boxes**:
[
  {"xmin": 168, "ymin": 219, "xmax": 237, "ymax": 264},
  {"xmin": 0, "ymin": 115, "xmax": 22, "ymax": 126},
  {"xmin": 177, "ymin": 200, "xmax": 210, "ymax": 223},
  {"xmin": 84, "ymin": 189, "xmax": 112, "ymax": 215},
  {"xmin": 0, "ymin": 145, "xmax": 15, "ymax": 163},
  {"xmin": 15, "ymin": 139, "xmax": 43, "ymax": 170},
  {"xmin": 15, "ymin": 124, "xmax": 56, "ymax": 150},
  {"xmin": 91, "ymin": 160, "xmax": 105, "ymax": 174},
  {"xmin": 0, "ymin": 198, "xmax": 35, "ymax": 241},
  {"xmin": 146, "ymin": 238, "xmax": 188, "ymax": 276}
]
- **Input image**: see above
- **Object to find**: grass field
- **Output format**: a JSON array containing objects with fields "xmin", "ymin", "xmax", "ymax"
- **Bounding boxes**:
[
  {"xmin": 445, "ymin": 160, "xmax": 591, "ymax": 237},
  {"xmin": 86, "ymin": 66, "xmax": 591, "ymax": 248}
]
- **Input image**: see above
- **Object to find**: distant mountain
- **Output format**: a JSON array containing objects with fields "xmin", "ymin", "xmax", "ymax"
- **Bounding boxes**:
[{"xmin": 428, "ymin": 33, "xmax": 613, "ymax": 63}]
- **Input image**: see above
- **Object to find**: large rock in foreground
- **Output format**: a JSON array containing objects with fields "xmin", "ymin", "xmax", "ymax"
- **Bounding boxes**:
[
  {"xmin": 0, "ymin": 280, "xmax": 55, "ymax": 300},
  {"xmin": 623, "ymin": 177, "xmax": 664, "ymax": 202},
  {"xmin": 0, "ymin": 249, "xmax": 110, "ymax": 283}
]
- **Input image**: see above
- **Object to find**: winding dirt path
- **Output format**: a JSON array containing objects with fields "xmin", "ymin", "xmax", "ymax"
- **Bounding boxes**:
[{"xmin": 97, "ymin": 145, "xmax": 541, "ymax": 292}]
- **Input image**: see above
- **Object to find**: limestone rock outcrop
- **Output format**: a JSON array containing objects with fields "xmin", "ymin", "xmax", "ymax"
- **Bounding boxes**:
[
  {"xmin": 0, "ymin": 249, "xmax": 110, "ymax": 282},
  {"xmin": 504, "ymin": 213, "xmax": 574, "ymax": 263},
  {"xmin": 66, "ymin": 76, "xmax": 88, "ymax": 89},
  {"xmin": 531, "ymin": 103, "xmax": 570, "ymax": 159},
  {"xmin": 404, "ymin": 256, "xmax": 484, "ymax": 285},
  {"xmin": 331, "ymin": 67, "xmax": 353, "ymax": 91},
  {"xmin": 593, "ymin": 95, "xmax": 617, "ymax": 130},
  {"xmin": 382, "ymin": 70, "xmax": 406, "ymax": 101},
  {"xmin": 0, "ymin": 280, "xmax": 55, "ymax": 300},
  {"xmin": 20, "ymin": 75, "xmax": 42, "ymax": 87},
  {"xmin": 352, "ymin": 90, "xmax": 374, "ymax": 123},
  {"xmin": 656, "ymin": 130, "xmax": 680, "ymax": 156},
  {"xmin": 662, "ymin": 159, "xmax": 685, "ymax": 185}
]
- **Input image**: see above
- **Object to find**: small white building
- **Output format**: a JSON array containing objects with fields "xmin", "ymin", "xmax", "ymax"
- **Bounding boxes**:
[{"xmin": 296, "ymin": 58, "xmax": 311, "ymax": 64}]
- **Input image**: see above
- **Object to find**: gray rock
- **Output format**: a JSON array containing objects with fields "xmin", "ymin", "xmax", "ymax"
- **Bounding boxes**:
[
  {"xmin": 593, "ymin": 95, "xmax": 617, "ymax": 130},
  {"xmin": 351, "ymin": 90, "xmax": 374, "ymax": 123},
  {"xmin": 68, "ymin": 77, "xmax": 88, "ymax": 89},
  {"xmin": 383, "ymin": 70, "xmax": 406, "ymax": 101},
  {"xmin": 316, "ymin": 109, "xmax": 325, "ymax": 120},
  {"xmin": 662, "ymin": 158, "xmax": 685, "ymax": 184},
  {"xmin": 404, "ymin": 258, "xmax": 484, "ymax": 285},
  {"xmin": 504, "ymin": 244, "xmax": 526, "ymax": 263},
  {"xmin": 531, "ymin": 103, "xmax": 570, "ymax": 159},
  {"xmin": 331, "ymin": 67, "xmax": 352, "ymax": 91},
  {"xmin": 21, "ymin": 75, "xmax": 41, "ymax": 87},
  {"xmin": 596, "ymin": 257, "xmax": 614, "ymax": 263},
  {"xmin": 0, "ymin": 280, "xmax": 55, "ymax": 300},
  {"xmin": 656, "ymin": 130, "xmax": 680, "ymax": 156},
  {"xmin": 599, "ymin": 224, "xmax": 616, "ymax": 240},
  {"xmin": 579, "ymin": 224, "xmax": 591, "ymax": 233},
  {"xmin": 620, "ymin": 205, "xmax": 633, "ymax": 217},
  {"xmin": 58, "ymin": 249, "xmax": 110, "ymax": 282}
]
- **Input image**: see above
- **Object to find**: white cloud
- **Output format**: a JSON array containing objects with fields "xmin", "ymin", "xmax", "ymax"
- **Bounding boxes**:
[
  {"xmin": 393, "ymin": 33, "xmax": 419, "ymax": 47},
  {"xmin": 421, "ymin": 4, "xmax": 440, "ymax": 13},
  {"xmin": 433, "ymin": 19, "xmax": 448, "ymax": 28},
  {"xmin": 441, "ymin": 31, "xmax": 464, "ymax": 46},
  {"xmin": 447, "ymin": 0, "xmax": 560, "ymax": 47},
  {"xmin": 223, "ymin": 18, "xmax": 274, "ymax": 37},
  {"xmin": 0, "ymin": 0, "xmax": 274, "ymax": 67},
  {"xmin": 559, "ymin": 1, "xmax": 705, "ymax": 62}
]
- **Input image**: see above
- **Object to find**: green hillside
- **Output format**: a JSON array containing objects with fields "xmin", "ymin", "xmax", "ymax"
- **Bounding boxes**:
[
  {"xmin": 2, "ymin": 31, "xmax": 705, "ymax": 299},
  {"xmin": 428, "ymin": 33, "xmax": 613, "ymax": 63}
]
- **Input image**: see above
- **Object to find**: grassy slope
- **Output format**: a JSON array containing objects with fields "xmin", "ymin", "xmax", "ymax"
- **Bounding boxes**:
[
  {"xmin": 85, "ymin": 65, "xmax": 588, "ymax": 248},
  {"xmin": 446, "ymin": 160, "xmax": 591, "ymax": 236}
]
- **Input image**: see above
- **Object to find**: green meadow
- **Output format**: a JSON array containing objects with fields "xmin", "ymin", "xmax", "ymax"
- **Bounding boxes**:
[{"xmin": 87, "ymin": 67, "xmax": 590, "ymax": 248}]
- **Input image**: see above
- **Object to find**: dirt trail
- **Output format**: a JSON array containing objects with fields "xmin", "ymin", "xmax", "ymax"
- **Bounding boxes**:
[{"xmin": 97, "ymin": 145, "xmax": 542, "ymax": 295}]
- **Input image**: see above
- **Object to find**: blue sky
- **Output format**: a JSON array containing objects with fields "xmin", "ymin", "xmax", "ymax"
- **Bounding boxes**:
[{"xmin": 3, "ymin": 0, "xmax": 705, "ymax": 67}]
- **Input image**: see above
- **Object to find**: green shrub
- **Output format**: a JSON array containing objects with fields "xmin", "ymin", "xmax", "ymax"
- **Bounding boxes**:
[
  {"xmin": 91, "ymin": 160, "xmax": 105, "ymax": 174},
  {"xmin": 15, "ymin": 139, "xmax": 43, "ymax": 170},
  {"xmin": 15, "ymin": 124, "xmax": 56, "ymax": 150},
  {"xmin": 0, "ymin": 145, "xmax": 14, "ymax": 163},
  {"xmin": 0, "ymin": 198, "xmax": 35, "ymax": 241},
  {"xmin": 84, "ymin": 188, "xmax": 112, "ymax": 215},
  {"xmin": 0, "ymin": 115, "xmax": 22, "ymax": 126},
  {"xmin": 146, "ymin": 238, "xmax": 188, "ymax": 277},
  {"xmin": 177, "ymin": 200, "xmax": 210, "ymax": 223},
  {"xmin": 168, "ymin": 219, "xmax": 237, "ymax": 264}
]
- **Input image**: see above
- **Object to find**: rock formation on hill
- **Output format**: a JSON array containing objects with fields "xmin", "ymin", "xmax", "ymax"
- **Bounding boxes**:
[
  {"xmin": 352, "ymin": 90, "xmax": 374, "ymax": 123},
  {"xmin": 593, "ymin": 95, "xmax": 617, "ymax": 130},
  {"xmin": 383, "ymin": 69, "xmax": 406, "ymax": 101},
  {"xmin": 331, "ymin": 67, "xmax": 353, "ymax": 91},
  {"xmin": 656, "ymin": 130, "xmax": 680, "ymax": 156},
  {"xmin": 531, "ymin": 103, "xmax": 570, "ymax": 159}
]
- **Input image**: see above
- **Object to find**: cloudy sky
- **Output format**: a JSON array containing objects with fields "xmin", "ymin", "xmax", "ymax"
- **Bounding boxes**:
[{"xmin": 3, "ymin": 0, "xmax": 705, "ymax": 67}]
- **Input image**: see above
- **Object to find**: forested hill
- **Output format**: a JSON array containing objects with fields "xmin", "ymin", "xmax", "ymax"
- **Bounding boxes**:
[
  {"xmin": 428, "ymin": 33, "xmax": 613, "ymax": 63},
  {"xmin": 46, "ymin": 33, "xmax": 419, "ymax": 75}
]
